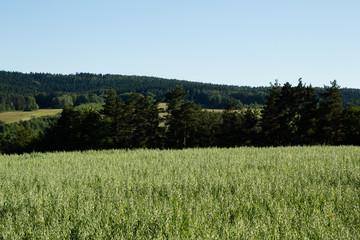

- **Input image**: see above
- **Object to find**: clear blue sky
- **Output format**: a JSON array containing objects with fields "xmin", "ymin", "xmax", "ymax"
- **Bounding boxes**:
[{"xmin": 1, "ymin": 0, "xmax": 359, "ymax": 88}]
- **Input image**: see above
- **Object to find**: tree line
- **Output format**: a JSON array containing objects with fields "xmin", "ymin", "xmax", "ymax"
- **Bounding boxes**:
[
  {"xmin": 1, "ymin": 80, "xmax": 360, "ymax": 154},
  {"xmin": 2, "ymin": 70, "xmax": 360, "ymax": 112},
  {"xmin": 3, "ymin": 70, "xmax": 360, "ymax": 112},
  {"xmin": 0, "ymin": 71, "xmax": 268, "ymax": 111}
]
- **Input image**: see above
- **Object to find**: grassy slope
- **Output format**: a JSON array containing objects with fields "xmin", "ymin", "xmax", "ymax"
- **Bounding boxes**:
[
  {"xmin": 0, "ymin": 109, "xmax": 62, "ymax": 123},
  {"xmin": 0, "ymin": 146, "xmax": 359, "ymax": 239}
]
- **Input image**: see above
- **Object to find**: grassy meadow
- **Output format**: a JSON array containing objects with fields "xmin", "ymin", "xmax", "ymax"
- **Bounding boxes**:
[
  {"xmin": 0, "ymin": 147, "xmax": 359, "ymax": 239},
  {"xmin": 0, "ymin": 109, "xmax": 62, "ymax": 123}
]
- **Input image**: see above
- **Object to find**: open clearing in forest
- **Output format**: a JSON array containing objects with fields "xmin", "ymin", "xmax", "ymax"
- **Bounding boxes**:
[
  {"xmin": 0, "ymin": 146, "xmax": 359, "ymax": 238},
  {"xmin": 0, "ymin": 109, "xmax": 62, "ymax": 123}
]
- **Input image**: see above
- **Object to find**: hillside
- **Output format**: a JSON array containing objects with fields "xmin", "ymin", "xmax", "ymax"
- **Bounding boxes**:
[
  {"xmin": 1, "ymin": 71, "xmax": 360, "ymax": 112},
  {"xmin": 0, "ymin": 71, "xmax": 267, "ymax": 111}
]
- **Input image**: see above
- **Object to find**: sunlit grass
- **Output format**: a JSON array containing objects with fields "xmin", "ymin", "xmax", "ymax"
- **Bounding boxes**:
[
  {"xmin": 0, "ymin": 146, "xmax": 359, "ymax": 239},
  {"xmin": 0, "ymin": 109, "xmax": 62, "ymax": 123}
]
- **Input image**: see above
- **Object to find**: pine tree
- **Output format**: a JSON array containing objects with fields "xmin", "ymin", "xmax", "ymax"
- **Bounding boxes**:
[
  {"xmin": 277, "ymin": 82, "xmax": 296, "ymax": 145},
  {"xmin": 165, "ymin": 86, "xmax": 188, "ymax": 113},
  {"xmin": 102, "ymin": 88, "xmax": 117, "ymax": 119},
  {"xmin": 317, "ymin": 80, "xmax": 344, "ymax": 145},
  {"xmin": 342, "ymin": 105, "xmax": 360, "ymax": 145},
  {"xmin": 219, "ymin": 102, "xmax": 245, "ymax": 147},
  {"xmin": 261, "ymin": 81, "xmax": 282, "ymax": 146},
  {"xmin": 294, "ymin": 83, "xmax": 318, "ymax": 145},
  {"xmin": 165, "ymin": 86, "xmax": 200, "ymax": 148}
]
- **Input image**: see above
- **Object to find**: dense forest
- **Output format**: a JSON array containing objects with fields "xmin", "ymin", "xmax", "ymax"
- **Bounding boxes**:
[
  {"xmin": 1, "ymin": 80, "xmax": 360, "ymax": 154},
  {"xmin": 2, "ymin": 70, "xmax": 360, "ymax": 112},
  {"xmin": 0, "ymin": 71, "xmax": 268, "ymax": 111}
]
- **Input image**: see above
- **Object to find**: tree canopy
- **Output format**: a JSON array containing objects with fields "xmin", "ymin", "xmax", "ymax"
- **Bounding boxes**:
[{"xmin": 1, "ymin": 81, "xmax": 360, "ymax": 154}]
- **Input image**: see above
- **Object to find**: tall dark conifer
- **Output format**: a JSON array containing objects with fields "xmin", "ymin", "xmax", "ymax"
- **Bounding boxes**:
[
  {"xmin": 165, "ymin": 86, "xmax": 200, "ymax": 148},
  {"xmin": 317, "ymin": 80, "xmax": 344, "ymax": 145},
  {"xmin": 261, "ymin": 81, "xmax": 282, "ymax": 146},
  {"xmin": 342, "ymin": 105, "xmax": 360, "ymax": 145},
  {"xmin": 243, "ymin": 109, "xmax": 261, "ymax": 146},
  {"xmin": 295, "ymin": 83, "xmax": 318, "ymax": 145},
  {"xmin": 219, "ymin": 102, "xmax": 245, "ymax": 147},
  {"xmin": 278, "ymin": 82, "xmax": 296, "ymax": 145},
  {"xmin": 102, "ymin": 88, "xmax": 117, "ymax": 119},
  {"xmin": 101, "ymin": 88, "xmax": 121, "ymax": 147}
]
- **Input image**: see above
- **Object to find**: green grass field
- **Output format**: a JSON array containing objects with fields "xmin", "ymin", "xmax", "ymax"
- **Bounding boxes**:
[
  {"xmin": 0, "ymin": 147, "xmax": 359, "ymax": 239},
  {"xmin": 0, "ymin": 109, "xmax": 62, "ymax": 123}
]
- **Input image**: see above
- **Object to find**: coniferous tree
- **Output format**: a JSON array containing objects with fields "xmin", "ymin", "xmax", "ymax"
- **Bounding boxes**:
[
  {"xmin": 101, "ymin": 88, "xmax": 123, "ymax": 148},
  {"xmin": 261, "ymin": 81, "xmax": 282, "ymax": 146},
  {"xmin": 165, "ymin": 86, "xmax": 188, "ymax": 148},
  {"xmin": 194, "ymin": 111, "xmax": 222, "ymax": 147},
  {"xmin": 76, "ymin": 109, "xmax": 107, "ymax": 150},
  {"xmin": 261, "ymin": 80, "xmax": 319, "ymax": 146},
  {"xmin": 165, "ymin": 86, "xmax": 188, "ymax": 112},
  {"xmin": 0, "ymin": 121, "xmax": 5, "ymax": 153},
  {"xmin": 102, "ymin": 88, "xmax": 117, "ymax": 118},
  {"xmin": 38, "ymin": 106, "xmax": 107, "ymax": 151},
  {"xmin": 165, "ymin": 86, "xmax": 201, "ymax": 148},
  {"xmin": 169, "ymin": 101, "xmax": 200, "ymax": 148},
  {"xmin": 317, "ymin": 80, "xmax": 344, "ymax": 145},
  {"xmin": 39, "ymin": 105, "xmax": 79, "ymax": 151},
  {"xmin": 294, "ymin": 83, "xmax": 318, "ymax": 145},
  {"xmin": 277, "ymin": 82, "xmax": 297, "ymax": 145},
  {"xmin": 219, "ymin": 102, "xmax": 245, "ymax": 147},
  {"xmin": 243, "ymin": 108, "xmax": 261, "ymax": 146},
  {"xmin": 117, "ymin": 92, "xmax": 163, "ymax": 149},
  {"xmin": 342, "ymin": 105, "xmax": 360, "ymax": 145},
  {"xmin": 112, "ymin": 97, "xmax": 125, "ymax": 147},
  {"xmin": 143, "ymin": 97, "xmax": 164, "ymax": 148}
]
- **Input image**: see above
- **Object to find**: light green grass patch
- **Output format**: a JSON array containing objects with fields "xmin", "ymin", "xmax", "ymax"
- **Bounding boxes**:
[
  {"xmin": 0, "ymin": 109, "xmax": 62, "ymax": 123},
  {"xmin": 0, "ymin": 146, "xmax": 359, "ymax": 239}
]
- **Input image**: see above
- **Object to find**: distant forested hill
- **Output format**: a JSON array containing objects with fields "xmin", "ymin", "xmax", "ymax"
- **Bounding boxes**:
[
  {"xmin": 0, "ymin": 70, "xmax": 359, "ymax": 112},
  {"xmin": 0, "ymin": 71, "xmax": 267, "ymax": 111}
]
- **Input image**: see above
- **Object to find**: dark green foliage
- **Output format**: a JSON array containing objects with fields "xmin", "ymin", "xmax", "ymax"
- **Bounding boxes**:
[
  {"xmin": 317, "ymin": 80, "xmax": 343, "ymax": 145},
  {"xmin": 1, "ymin": 71, "xmax": 360, "ymax": 112},
  {"xmin": 218, "ymin": 102, "xmax": 261, "ymax": 147},
  {"xmin": 219, "ymin": 104, "xmax": 245, "ymax": 147},
  {"xmin": 293, "ymin": 82, "xmax": 318, "ymax": 145},
  {"xmin": 165, "ymin": 87, "xmax": 202, "ymax": 148},
  {"xmin": 50, "ymin": 94, "xmax": 73, "ymax": 108},
  {"xmin": 165, "ymin": 86, "xmax": 189, "ymax": 111},
  {"xmin": 342, "ymin": 105, "xmax": 360, "ymax": 145},
  {"xmin": 194, "ymin": 111, "xmax": 222, "ymax": 147},
  {"xmin": 1, "ymin": 81, "xmax": 360, "ymax": 154},
  {"xmin": 34, "ymin": 89, "xmax": 165, "ymax": 152},
  {"xmin": 0, "ymin": 71, "xmax": 268, "ymax": 111},
  {"xmin": 101, "ymin": 88, "xmax": 117, "ymax": 118},
  {"xmin": 242, "ymin": 109, "xmax": 262, "ymax": 146},
  {"xmin": 120, "ymin": 92, "xmax": 163, "ymax": 149},
  {"xmin": 0, "ymin": 116, "xmax": 59, "ymax": 154},
  {"xmin": 261, "ymin": 80, "xmax": 346, "ymax": 146},
  {"xmin": 38, "ymin": 106, "xmax": 108, "ymax": 151},
  {"xmin": 261, "ymin": 81, "xmax": 283, "ymax": 146},
  {"xmin": 0, "ymin": 95, "xmax": 39, "ymax": 112}
]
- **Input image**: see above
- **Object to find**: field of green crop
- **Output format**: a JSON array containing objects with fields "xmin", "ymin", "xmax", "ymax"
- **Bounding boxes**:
[
  {"xmin": 0, "ymin": 109, "xmax": 62, "ymax": 123},
  {"xmin": 0, "ymin": 147, "xmax": 359, "ymax": 239}
]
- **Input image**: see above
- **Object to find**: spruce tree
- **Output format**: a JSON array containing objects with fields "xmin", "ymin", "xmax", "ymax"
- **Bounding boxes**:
[
  {"xmin": 165, "ymin": 86, "xmax": 200, "ymax": 148},
  {"xmin": 317, "ymin": 80, "xmax": 344, "ymax": 145},
  {"xmin": 261, "ymin": 81, "xmax": 282, "ymax": 146},
  {"xmin": 102, "ymin": 88, "xmax": 117, "ymax": 119}
]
